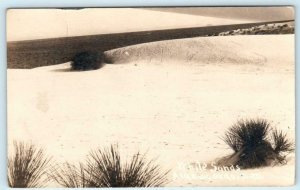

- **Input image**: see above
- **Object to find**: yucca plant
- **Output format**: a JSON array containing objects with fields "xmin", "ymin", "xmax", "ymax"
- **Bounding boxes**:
[
  {"xmin": 86, "ymin": 145, "xmax": 170, "ymax": 187},
  {"xmin": 122, "ymin": 153, "xmax": 168, "ymax": 187},
  {"xmin": 222, "ymin": 119, "xmax": 270, "ymax": 153},
  {"xmin": 221, "ymin": 119, "xmax": 294, "ymax": 169},
  {"xmin": 8, "ymin": 141, "xmax": 51, "ymax": 187},
  {"xmin": 48, "ymin": 162, "xmax": 97, "ymax": 188},
  {"xmin": 271, "ymin": 128, "xmax": 294, "ymax": 164}
]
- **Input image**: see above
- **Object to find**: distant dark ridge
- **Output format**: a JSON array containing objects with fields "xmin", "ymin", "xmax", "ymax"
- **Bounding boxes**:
[{"xmin": 7, "ymin": 20, "xmax": 293, "ymax": 69}]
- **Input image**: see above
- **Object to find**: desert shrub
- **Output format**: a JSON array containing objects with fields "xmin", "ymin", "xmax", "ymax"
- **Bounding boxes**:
[
  {"xmin": 8, "ymin": 141, "xmax": 51, "ymax": 188},
  {"xmin": 86, "ymin": 145, "xmax": 170, "ymax": 187},
  {"xmin": 49, "ymin": 162, "xmax": 97, "ymax": 188},
  {"xmin": 48, "ymin": 145, "xmax": 169, "ymax": 187},
  {"xmin": 271, "ymin": 128, "xmax": 294, "ymax": 163},
  {"xmin": 221, "ymin": 119, "xmax": 294, "ymax": 169},
  {"xmin": 223, "ymin": 119, "xmax": 270, "ymax": 153},
  {"xmin": 71, "ymin": 51, "xmax": 103, "ymax": 71}
]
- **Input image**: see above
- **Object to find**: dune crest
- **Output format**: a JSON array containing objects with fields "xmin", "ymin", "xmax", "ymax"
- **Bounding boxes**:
[{"xmin": 105, "ymin": 35, "xmax": 293, "ymax": 66}]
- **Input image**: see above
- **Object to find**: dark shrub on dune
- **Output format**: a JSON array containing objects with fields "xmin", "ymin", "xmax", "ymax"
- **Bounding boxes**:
[
  {"xmin": 8, "ymin": 142, "xmax": 51, "ymax": 188},
  {"xmin": 71, "ymin": 51, "xmax": 103, "ymax": 71},
  {"xmin": 223, "ymin": 119, "xmax": 270, "ymax": 153},
  {"xmin": 49, "ymin": 145, "xmax": 169, "ymax": 187},
  {"xmin": 49, "ymin": 162, "xmax": 96, "ymax": 188},
  {"xmin": 220, "ymin": 119, "xmax": 294, "ymax": 169},
  {"xmin": 86, "ymin": 145, "xmax": 169, "ymax": 187},
  {"xmin": 272, "ymin": 129, "xmax": 294, "ymax": 157}
]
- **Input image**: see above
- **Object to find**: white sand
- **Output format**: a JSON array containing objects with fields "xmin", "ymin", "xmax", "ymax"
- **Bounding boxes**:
[
  {"xmin": 7, "ymin": 8, "xmax": 252, "ymax": 42},
  {"xmin": 7, "ymin": 35, "xmax": 295, "ymax": 186}
]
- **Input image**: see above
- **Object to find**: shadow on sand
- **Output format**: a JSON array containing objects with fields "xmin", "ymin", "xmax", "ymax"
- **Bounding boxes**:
[{"xmin": 51, "ymin": 68, "xmax": 73, "ymax": 72}]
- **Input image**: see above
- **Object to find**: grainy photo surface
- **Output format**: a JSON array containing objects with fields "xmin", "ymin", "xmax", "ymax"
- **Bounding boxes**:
[{"xmin": 7, "ymin": 7, "xmax": 295, "ymax": 187}]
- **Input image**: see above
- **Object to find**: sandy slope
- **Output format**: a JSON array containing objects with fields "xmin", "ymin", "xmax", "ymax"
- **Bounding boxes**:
[
  {"xmin": 7, "ymin": 35, "xmax": 295, "ymax": 186},
  {"xmin": 105, "ymin": 35, "xmax": 294, "ymax": 72}
]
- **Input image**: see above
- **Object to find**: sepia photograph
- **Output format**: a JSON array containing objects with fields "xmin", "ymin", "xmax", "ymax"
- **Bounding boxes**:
[{"xmin": 7, "ymin": 7, "xmax": 295, "ymax": 187}]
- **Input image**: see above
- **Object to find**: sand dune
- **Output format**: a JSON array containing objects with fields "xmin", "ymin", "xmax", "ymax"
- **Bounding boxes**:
[
  {"xmin": 8, "ymin": 8, "xmax": 251, "ymax": 42},
  {"xmin": 8, "ymin": 35, "xmax": 295, "ymax": 186},
  {"xmin": 146, "ymin": 7, "xmax": 294, "ymax": 22},
  {"xmin": 105, "ymin": 35, "xmax": 294, "ymax": 72}
]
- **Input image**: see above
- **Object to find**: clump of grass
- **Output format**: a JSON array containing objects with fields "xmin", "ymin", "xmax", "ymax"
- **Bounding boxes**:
[
  {"xmin": 48, "ymin": 162, "xmax": 97, "ymax": 188},
  {"xmin": 8, "ymin": 141, "xmax": 51, "ymax": 188},
  {"xmin": 271, "ymin": 128, "xmax": 294, "ymax": 164},
  {"xmin": 71, "ymin": 51, "xmax": 103, "ymax": 71},
  {"xmin": 86, "ymin": 145, "xmax": 170, "ymax": 187},
  {"xmin": 222, "ymin": 119, "xmax": 270, "ymax": 153},
  {"xmin": 48, "ymin": 145, "xmax": 169, "ymax": 187},
  {"xmin": 272, "ymin": 128, "xmax": 294, "ymax": 154},
  {"xmin": 221, "ymin": 119, "xmax": 294, "ymax": 169}
]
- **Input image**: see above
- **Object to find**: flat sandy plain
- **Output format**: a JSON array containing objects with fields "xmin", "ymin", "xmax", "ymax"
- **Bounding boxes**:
[{"xmin": 7, "ymin": 34, "xmax": 295, "ymax": 186}]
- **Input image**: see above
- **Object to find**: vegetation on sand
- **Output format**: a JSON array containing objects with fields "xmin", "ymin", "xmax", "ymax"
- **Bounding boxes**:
[
  {"xmin": 220, "ymin": 119, "xmax": 294, "ymax": 169},
  {"xmin": 8, "ymin": 141, "xmax": 51, "ymax": 188}
]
